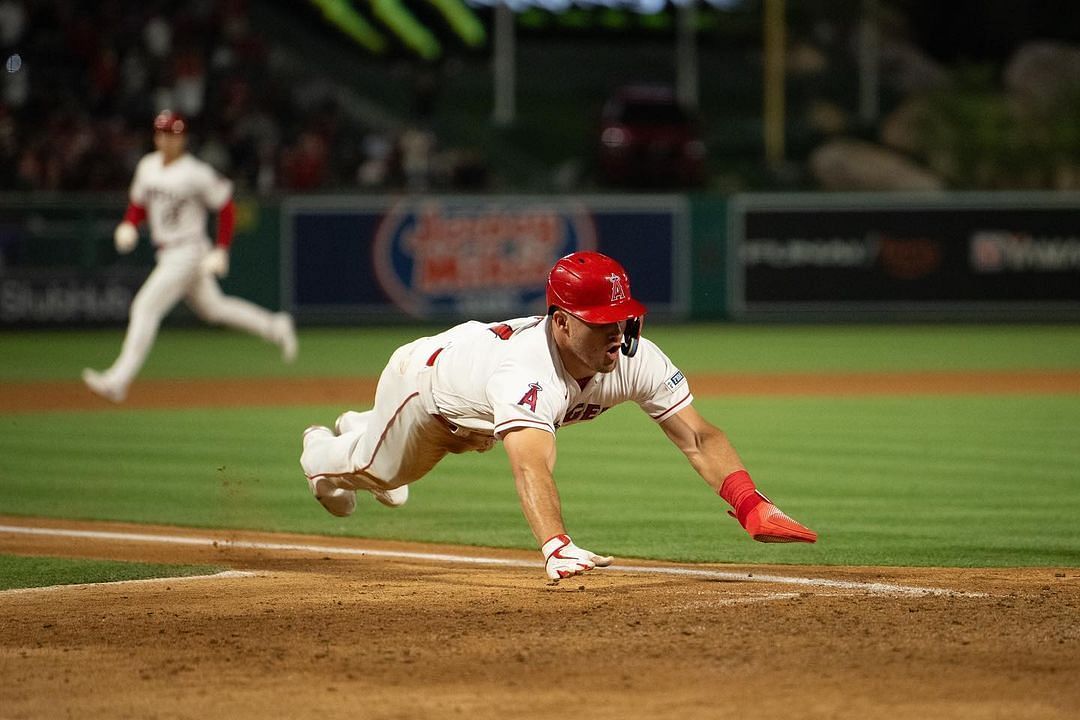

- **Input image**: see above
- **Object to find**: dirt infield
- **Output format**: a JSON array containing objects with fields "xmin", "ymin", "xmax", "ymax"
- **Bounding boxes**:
[
  {"xmin": 2, "ymin": 372, "xmax": 1079, "ymax": 719},
  {"xmin": 1, "ymin": 516, "xmax": 1078, "ymax": 720}
]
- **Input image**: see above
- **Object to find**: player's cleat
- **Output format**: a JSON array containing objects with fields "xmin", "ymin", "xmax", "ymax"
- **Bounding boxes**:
[
  {"xmin": 733, "ymin": 500, "xmax": 817, "ymax": 543},
  {"xmin": 302, "ymin": 425, "xmax": 357, "ymax": 517},
  {"xmin": 81, "ymin": 368, "xmax": 126, "ymax": 404},
  {"xmin": 274, "ymin": 312, "xmax": 298, "ymax": 363},
  {"xmin": 303, "ymin": 424, "xmax": 332, "ymax": 444},
  {"xmin": 309, "ymin": 475, "xmax": 357, "ymax": 517},
  {"xmin": 370, "ymin": 485, "xmax": 408, "ymax": 508},
  {"xmin": 334, "ymin": 410, "xmax": 371, "ymax": 436}
]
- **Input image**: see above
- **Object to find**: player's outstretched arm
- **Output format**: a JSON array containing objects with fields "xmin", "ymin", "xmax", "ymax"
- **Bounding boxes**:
[
  {"xmin": 502, "ymin": 427, "xmax": 613, "ymax": 579},
  {"xmin": 114, "ymin": 203, "xmax": 146, "ymax": 254},
  {"xmin": 660, "ymin": 405, "xmax": 817, "ymax": 544},
  {"xmin": 659, "ymin": 404, "xmax": 745, "ymax": 487},
  {"xmin": 200, "ymin": 198, "xmax": 236, "ymax": 277}
]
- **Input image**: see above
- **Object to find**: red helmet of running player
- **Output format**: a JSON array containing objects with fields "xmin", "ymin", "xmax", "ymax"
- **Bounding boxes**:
[
  {"xmin": 153, "ymin": 110, "xmax": 186, "ymax": 135},
  {"xmin": 546, "ymin": 251, "xmax": 646, "ymax": 356}
]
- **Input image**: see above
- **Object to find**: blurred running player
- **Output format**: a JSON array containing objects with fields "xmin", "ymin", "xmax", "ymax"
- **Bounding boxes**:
[{"xmin": 82, "ymin": 110, "xmax": 297, "ymax": 403}]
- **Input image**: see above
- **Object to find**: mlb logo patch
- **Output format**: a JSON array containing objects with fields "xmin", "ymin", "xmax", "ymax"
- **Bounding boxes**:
[{"xmin": 665, "ymin": 371, "xmax": 685, "ymax": 391}]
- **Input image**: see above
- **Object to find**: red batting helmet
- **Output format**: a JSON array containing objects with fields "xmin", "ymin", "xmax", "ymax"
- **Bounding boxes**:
[
  {"xmin": 546, "ymin": 251, "xmax": 647, "ymax": 323},
  {"xmin": 153, "ymin": 110, "xmax": 186, "ymax": 135}
]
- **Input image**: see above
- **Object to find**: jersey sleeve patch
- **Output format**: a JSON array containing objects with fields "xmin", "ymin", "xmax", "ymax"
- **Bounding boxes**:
[
  {"xmin": 516, "ymin": 382, "xmax": 542, "ymax": 412},
  {"xmin": 631, "ymin": 339, "xmax": 694, "ymax": 419},
  {"xmin": 489, "ymin": 373, "xmax": 561, "ymax": 439}
]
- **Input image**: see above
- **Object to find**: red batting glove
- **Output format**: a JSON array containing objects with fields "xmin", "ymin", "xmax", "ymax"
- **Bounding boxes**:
[
  {"xmin": 541, "ymin": 534, "xmax": 613, "ymax": 580},
  {"xmin": 729, "ymin": 491, "xmax": 817, "ymax": 543}
]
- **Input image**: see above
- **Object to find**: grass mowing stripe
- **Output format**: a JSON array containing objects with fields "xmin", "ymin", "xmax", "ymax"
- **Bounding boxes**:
[
  {"xmin": 2, "ymin": 325, "xmax": 1079, "ymax": 381},
  {"xmin": 0, "ymin": 554, "xmax": 225, "ymax": 591}
]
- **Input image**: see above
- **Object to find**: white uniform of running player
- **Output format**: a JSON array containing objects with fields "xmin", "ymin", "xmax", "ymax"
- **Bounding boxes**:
[
  {"xmin": 301, "ymin": 252, "xmax": 817, "ymax": 581},
  {"xmin": 82, "ymin": 110, "xmax": 296, "ymax": 403}
]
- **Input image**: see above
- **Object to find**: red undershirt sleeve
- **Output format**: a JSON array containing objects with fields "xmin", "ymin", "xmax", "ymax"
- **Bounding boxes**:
[
  {"xmin": 215, "ymin": 199, "xmax": 236, "ymax": 248},
  {"xmin": 122, "ymin": 203, "xmax": 147, "ymax": 226}
]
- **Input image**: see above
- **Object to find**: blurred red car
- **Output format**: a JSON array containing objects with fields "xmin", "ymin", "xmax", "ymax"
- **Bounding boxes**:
[{"xmin": 597, "ymin": 85, "xmax": 708, "ymax": 189}]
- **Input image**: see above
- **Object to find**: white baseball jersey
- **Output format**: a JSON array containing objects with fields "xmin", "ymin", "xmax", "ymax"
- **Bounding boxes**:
[
  {"xmin": 129, "ymin": 151, "xmax": 232, "ymax": 248},
  {"xmin": 425, "ymin": 315, "xmax": 693, "ymax": 437}
]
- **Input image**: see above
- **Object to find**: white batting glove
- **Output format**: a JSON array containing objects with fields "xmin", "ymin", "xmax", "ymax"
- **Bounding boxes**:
[
  {"xmin": 114, "ymin": 221, "xmax": 138, "ymax": 254},
  {"xmin": 541, "ymin": 534, "xmax": 613, "ymax": 580},
  {"xmin": 200, "ymin": 246, "xmax": 229, "ymax": 278}
]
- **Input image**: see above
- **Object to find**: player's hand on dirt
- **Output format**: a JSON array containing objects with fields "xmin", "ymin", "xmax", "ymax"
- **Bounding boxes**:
[
  {"xmin": 541, "ymin": 534, "xmax": 613, "ymax": 580},
  {"xmin": 729, "ymin": 493, "xmax": 817, "ymax": 543},
  {"xmin": 114, "ymin": 221, "xmax": 138, "ymax": 254},
  {"xmin": 200, "ymin": 246, "xmax": 229, "ymax": 278}
]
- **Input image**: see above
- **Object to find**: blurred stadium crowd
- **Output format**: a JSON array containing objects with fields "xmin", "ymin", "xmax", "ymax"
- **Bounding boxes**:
[
  {"xmin": 7, "ymin": 1, "xmax": 1080, "ymax": 196},
  {"xmin": 0, "ymin": 0, "xmax": 451, "ymax": 194}
]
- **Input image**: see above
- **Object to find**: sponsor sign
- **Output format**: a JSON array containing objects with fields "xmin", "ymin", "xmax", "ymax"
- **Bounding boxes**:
[
  {"xmin": 969, "ymin": 231, "xmax": 1080, "ymax": 273},
  {"xmin": 373, "ymin": 200, "xmax": 596, "ymax": 317},
  {"xmin": 285, "ymin": 196, "xmax": 688, "ymax": 322},
  {"xmin": 729, "ymin": 194, "xmax": 1080, "ymax": 318},
  {"xmin": 0, "ymin": 270, "xmax": 142, "ymax": 327},
  {"xmin": 0, "ymin": 196, "xmax": 147, "ymax": 327}
]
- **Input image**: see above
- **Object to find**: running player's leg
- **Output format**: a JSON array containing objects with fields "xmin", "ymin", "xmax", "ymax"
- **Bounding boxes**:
[
  {"xmin": 90, "ymin": 251, "xmax": 194, "ymax": 397},
  {"xmin": 186, "ymin": 271, "xmax": 296, "ymax": 361}
]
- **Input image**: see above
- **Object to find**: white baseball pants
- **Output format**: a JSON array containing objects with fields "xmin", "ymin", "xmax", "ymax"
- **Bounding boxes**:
[
  {"xmin": 300, "ymin": 337, "xmax": 494, "ymax": 494},
  {"xmin": 104, "ymin": 242, "xmax": 281, "ymax": 391}
]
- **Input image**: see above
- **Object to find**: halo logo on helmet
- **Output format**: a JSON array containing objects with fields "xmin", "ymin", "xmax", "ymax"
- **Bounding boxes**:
[
  {"xmin": 607, "ymin": 273, "xmax": 626, "ymax": 302},
  {"xmin": 153, "ymin": 110, "xmax": 186, "ymax": 135},
  {"xmin": 546, "ymin": 251, "xmax": 647, "ymax": 357}
]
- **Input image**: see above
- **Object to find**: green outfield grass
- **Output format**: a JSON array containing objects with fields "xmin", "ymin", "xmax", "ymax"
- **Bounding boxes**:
[
  {"xmin": 2, "ymin": 323, "xmax": 1080, "ymax": 381},
  {"xmin": 1, "ymin": 324, "xmax": 1079, "ymax": 569}
]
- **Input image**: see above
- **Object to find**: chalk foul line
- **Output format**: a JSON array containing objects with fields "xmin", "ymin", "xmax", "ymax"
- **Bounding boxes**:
[{"xmin": 0, "ymin": 524, "xmax": 986, "ymax": 598}]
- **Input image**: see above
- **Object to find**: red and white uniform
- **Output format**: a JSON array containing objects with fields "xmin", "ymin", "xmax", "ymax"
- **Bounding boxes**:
[
  {"xmin": 300, "ymin": 316, "xmax": 692, "ymax": 493},
  {"xmin": 426, "ymin": 315, "xmax": 691, "ymax": 435},
  {"xmin": 130, "ymin": 152, "xmax": 232, "ymax": 248},
  {"xmin": 94, "ymin": 150, "xmax": 290, "ymax": 396},
  {"xmin": 303, "ymin": 249, "xmax": 818, "ymax": 567}
]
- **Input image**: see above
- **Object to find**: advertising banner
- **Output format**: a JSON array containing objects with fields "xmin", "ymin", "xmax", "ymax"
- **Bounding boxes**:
[
  {"xmin": 729, "ymin": 193, "xmax": 1080, "ymax": 319},
  {"xmin": 284, "ymin": 196, "xmax": 689, "ymax": 323},
  {"xmin": 0, "ymin": 196, "xmax": 150, "ymax": 327},
  {"xmin": 0, "ymin": 269, "xmax": 144, "ymax": 327}
]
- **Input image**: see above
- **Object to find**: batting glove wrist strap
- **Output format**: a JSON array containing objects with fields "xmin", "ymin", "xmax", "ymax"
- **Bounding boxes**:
[
  {"xmin": 541, "ymin": 534, "xmax": 613, "ymax": 580},
  {"xmin": 717, "ymin": 469, "xmax": 767, "ymax": 526}
]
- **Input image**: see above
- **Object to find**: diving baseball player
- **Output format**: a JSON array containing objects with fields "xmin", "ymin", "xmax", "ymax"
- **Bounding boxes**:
[
  {"xmin": 300, "ymin": 251, "xmax": 816, "ymax": 580},
  {"xmin": 83, "ymin": 110, "xmax": 297, "ymax": 403}
]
